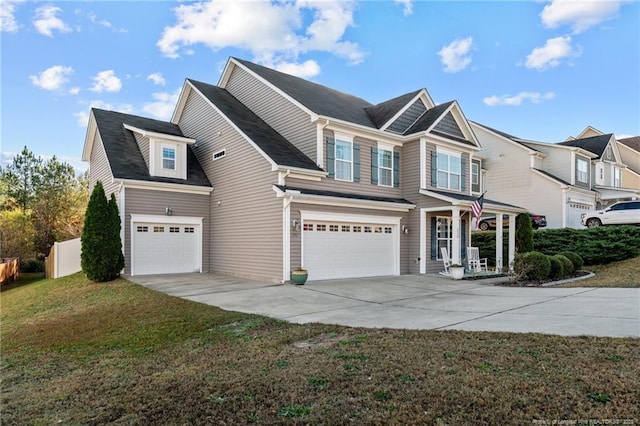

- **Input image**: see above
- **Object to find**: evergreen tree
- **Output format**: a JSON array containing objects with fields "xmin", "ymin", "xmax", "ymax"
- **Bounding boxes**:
[
  {"xmin": 515, "ymin": 213, "xmax": 534, "ymax": 253},
  {"xmin": 81, "ymin": 181, "xmax": 123, "ymax": 282}
]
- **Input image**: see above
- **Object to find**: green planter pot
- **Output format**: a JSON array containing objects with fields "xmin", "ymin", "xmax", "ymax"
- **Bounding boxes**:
[{"xmin": 291, "ymin": 270, "xmax": 308, "ymax": 285}]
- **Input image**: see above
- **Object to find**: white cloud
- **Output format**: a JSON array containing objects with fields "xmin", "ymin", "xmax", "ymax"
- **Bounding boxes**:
[
  {"xmin": 69, "ymin": 87, "xmax": 80, "ymax": 95},
  {"xmin": 87, "ymin": 12, "xmax": 127, "ymax": 33},
  {"xmin": 395, "ymin": 0, "xmax": 413, "ymax": 16},
  {"xmin": 33, "ymin": 5, "xmax": 71, "ymax": 37},
  {"xmin": 157, "ymin": 0, "xmax": 363, "ymax": 68},
  {"xmin": 1, "ymin": 0, "xmax": 24, "ymax": 33},
  {"xmin": 30, "ymin": 65, "xmax": 73, "ymax": 91},
  {"xmin": 483, "ymin": 91, "xmax": 555, "ymax": 106},
  {"xmin": 273, "ymin": 59, "xmax": 321, "ymax": 78},
  {"xmin": 73, "ymin": 100, "xmax": 134, "ymax": 126},
  {"xmin": 142, "ymin": 88, "xmax": 181, "ymax": 120},
  {"xmin": 541, "ymin": 0, "xmax": 621, "ymax": 34},
  {"xmin": 90, "ymin": 70, "xmax": 122, "ymax": 93},
  {"xmin": 147, "ymin": 72, "xmax": 166, "ymax": 86},
  {"xmin": 437, "ymin": 37, "xmax": 473, "ymax": 73},
  {"xmin": 525, "ymin": 36, "xmax": 580, "ymax": 70}
]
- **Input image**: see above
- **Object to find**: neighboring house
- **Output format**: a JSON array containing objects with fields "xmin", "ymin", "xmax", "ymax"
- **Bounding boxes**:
[
  {"xmin": 471, "ymin": 122, "xmax": 597, "ymax": 228},
  {"xmin": 472, "ymin": 123, "xmax": 639, "ymax": 229},
  {"xmin": 617, "ymin": 137, "xmax": 640, "ymax": 190},
  {"xmin": 82, "ymin": 57, "xmax": 524, "ymax": 282}
]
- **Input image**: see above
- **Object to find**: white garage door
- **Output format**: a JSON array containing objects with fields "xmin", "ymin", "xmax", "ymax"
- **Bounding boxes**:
[
  {"xmin": 567, "ymin": 202, "xmax": 592, "ymax": 228},
  {"xmin": 302, "ymin": 220, "xmax": 398, "ymax": 281},
  {"xmin": 132, "ymin": 222, "xmax": 200, "ymax": 275}
]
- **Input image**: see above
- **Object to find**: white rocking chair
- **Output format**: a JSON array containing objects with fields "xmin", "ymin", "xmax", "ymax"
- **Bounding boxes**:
[
  {"xmin": 439, "ymin": 247, "xmax": 452, "ymax": 276},
  {"xmin": 467, "ymin": 247, "xmax": 488, "ymax": 272}
]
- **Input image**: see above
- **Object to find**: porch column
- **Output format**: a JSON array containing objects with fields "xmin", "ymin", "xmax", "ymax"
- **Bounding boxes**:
[
  {"xmin": 451, "ymin": 207, "xmax": 461, "ymax": 264},
  {"xmin": 495, "ymin": 214, "xmax": 503, "ymax": 271},
  {"xmin": 508, "ymin": 214, "xmax": 516, "ymax": 271}
]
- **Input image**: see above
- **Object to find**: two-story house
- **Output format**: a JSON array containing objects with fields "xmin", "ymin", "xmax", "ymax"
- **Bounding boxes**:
[
  {"xmin": 82, "ymin": 57, "xmax": 524, "ymax": 282},
  {"xmin": 618, "ymin": 136, "xmax": 640, "ymax": 189},
  {"xmin": 471, "ymin": 123, "xmax": 639, "ymax": 229}
]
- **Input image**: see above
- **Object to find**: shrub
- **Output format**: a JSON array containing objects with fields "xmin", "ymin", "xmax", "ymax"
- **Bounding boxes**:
[
  {"xmin": 513, "ymin": 251, "xmax": 551, "ymax": 281},
  {"xmin": 515, "ymin": 213, "xmax": 533, "ymax": 253},
  {"xmin": 559, "ymin": 251, "xmax": 584, "ymax": 271},
  {"xmin": 555, "ymin": 254, "xmax": 574, "ymax": 276},
  {"xmin": 81, "ymin": 181, "xmax": 124, "ymax": 282},
  {"xmin": 548, "ymin": 255, "xmax": 565, "ymax": 280},
  {"xmin": 20, "ymin": 258, "xmax": 44, "ymax": 273}
]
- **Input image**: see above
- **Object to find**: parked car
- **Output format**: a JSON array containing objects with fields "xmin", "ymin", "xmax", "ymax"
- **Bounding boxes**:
[
  {"xmin": 477, "ymin": 213, "xmax": 547, "ymax": 231},
  {"xmin": 581, "ymin": 201, "xmax": 640, "ymax": 227}
]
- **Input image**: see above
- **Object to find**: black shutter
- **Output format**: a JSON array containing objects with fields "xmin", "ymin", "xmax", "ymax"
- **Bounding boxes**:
[
  {"xmin": 371, "ymin": 147, "xmax": 378, "ymax": 184},
  {"xmin": 326, "ymin": 137, "xmax": 335, "ymax": 178},
  {"xmin": 431, "ymin": 217, "xmax": 437, "ymax": 260},
  {"xmin": 393, "ymin": 151, "xmax": 400, "ymax": 188},
  {"xmin": 461, "ymin": 218, "xmax": 467, "ymax": 261},
  {"xmin": 353, "ymin": 143, "xmax": 360, "ymax": 182},
  {"xmin": 461, "ymin": 157, "xmax": 467, "ymax": 191},
  {"xmin": 431, "ymin": 151, "xmax": 438, "ymax": 186}
]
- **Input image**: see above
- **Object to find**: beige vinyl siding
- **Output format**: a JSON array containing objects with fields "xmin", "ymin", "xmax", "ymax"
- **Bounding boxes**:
[
  {"xmin": 225, "ymin": 65, "xmax": 318, "ymax": 162},
  {"xmin": 473, "ymin": 124, "xmax": 570, "ymax": 228},
  {"xmin": 89, "ymin": 132, "xmax": 118, "ymax": 197},
  {"xmin": 178, "ymin": 88, "xmax": 283, "ymax": 282},
  {"xmin": 133, "ymin": 133, "xmax": 150, "ymax": 168},
  {"xmin": 289, "ymin": 204, "xmax": 410, "ymax": 274},
  {"xmin": 124, "ymin": 188, "xmax": 210, "ymax": 275},
  {"xmin": 533, "ymin": 145, "xmax": 574, "ymax": 184},
  {"xmin": 622, "ymin": 169, "xmax": 640, "ymax": 189},
  {"xmin": 287, "ymin": 131, "xmax": 403, "ymax": 197}
]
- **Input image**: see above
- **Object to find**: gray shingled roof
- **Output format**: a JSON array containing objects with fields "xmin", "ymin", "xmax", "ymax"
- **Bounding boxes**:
[
  {"xmin": 619, "ymin": 136, "xmax": 640, "ymax": 153},
  {"xmin": 470, "ymin": 121, "xmax": 543, "ymax": 152},
  {"xmin": 557, "ymin": 134, "xmax": 613, "ymax": 158},
  {"xmin": 233, "ymin": 58, "xmax": 376, "ymax": 128},
  {"xmin": 188, "ymin": 79, "xmax": 322, "ymax": 171},
  {"xmin": 404, "ymin": 101, "xmax": 453, "ymax": 135},
  {"xmin": 532, "ymin": 168, "xmax": 574, "ymax": 186},
  {"xmin": 364, "ymin": 90, "xmax": 422, "ymax": 128},
  {"xmin": 92, "ymin": 108, "xmax": 211, "ymax": 187},
  {"xmin": 275, "ymin": 185, "xmax": 414, "ymax": 205}
]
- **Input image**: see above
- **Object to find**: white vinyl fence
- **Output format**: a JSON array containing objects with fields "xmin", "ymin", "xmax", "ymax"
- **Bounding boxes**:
[{"xmin": 45, "ymin": 238, "xmax": 81, "ymax": 279}]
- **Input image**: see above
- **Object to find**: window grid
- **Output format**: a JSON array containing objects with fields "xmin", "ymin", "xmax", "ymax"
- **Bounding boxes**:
[
  {"xmin": 364, "ymin": 226, "xmax": 372, "ymax": 233},
  {"xmin": 303, "ymin": 223, "xmax": 313, "ymax": 231},
  {"xmin": 577, "ymin": 159, "xmax": 588, "ymax": 183},
  {"xmin": 153, "ymin": 226, "xmax": 165, "ymax": 233},
  {"xmin": 378, "ymin": 149, "xmax": 393, "ymax": 187},
  {"xmin": 316, "ymin": 224, "xmax": 326, "ymax": 231},
  {"xmin": 184, "ymin": 227, "xmax": 195, "ymax": 233},
  {"xmin": 335, "ymin": 140, "xmax": 352, "ymax": 181},
  {"xmin": 169, "ymin": 227, "xmax": 180, "ymax": 233},
  {"xmin": 353, "ymin": 226, "xmax": 362, "ymax": 233},
  {"xmin": 437, "ymin": 151, "xmax": 461, "ymax": 190},
  {"xmin": 341, "ymin": 225, "xmax": 350, "ymax": 232},
  {"xmin": 329, "ymin": 225, "xmax": 339, "ymax": 232},
  {"xmin": 162, "ymin": 147, "xmax": 176, "ymax": 170},
  {"xmin": 137, "ymin": 226, "xmax": 148, "ymax": 233}
]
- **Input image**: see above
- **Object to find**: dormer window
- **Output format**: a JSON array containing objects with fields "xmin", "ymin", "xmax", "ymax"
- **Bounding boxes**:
[
  {"xmin": 163, "ymin": 147, "xmax": 176, "ymax": 170},
  {"xmin": 576, "ymin": 158, "xmax": 588, "ymax": 183}
]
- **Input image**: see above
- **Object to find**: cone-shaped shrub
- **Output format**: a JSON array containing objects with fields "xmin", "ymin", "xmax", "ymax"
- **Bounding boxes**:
[
  {"xmin": 516, "ymin": 213, "xmax": 533, "ymax": 253},
  {"xmin": 81, "ymin": 181, "xmax": 124, "ymax": 282}
]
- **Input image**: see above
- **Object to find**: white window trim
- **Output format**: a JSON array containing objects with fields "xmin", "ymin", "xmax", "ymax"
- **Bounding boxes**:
[
  {"xmin": 613, "ymin": 167, "xmax": 621, "ymax": 187},
  {"xmin": 436, "ymin": 147, "xmax": 462, "ymax": 191},
  {"xmin": 471, "ymin": 162, "xmax": 479, "ymax": 185},
  {"xmin": 334, "ymin": 132, "xmax": 354, "ymax": 182},
  {"xmin": 377, "ymin": 142, "xmax": 394, "ymax": 187},
  {"xmin": 436, "ymin": 216, "xmax": 452, "ymax": 260},
  {"xmin": 576, "ymin": 157, "xmax": 589, "ymax": 184},
  {"xmin": 162, "ymin": 145, "xmax": 176, "ymax": 170}
]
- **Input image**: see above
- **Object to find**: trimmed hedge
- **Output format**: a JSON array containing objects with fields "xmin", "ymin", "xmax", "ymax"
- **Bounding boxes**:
[
  {"xmin": 514, "ymin": 251, "xmax": 551, "ymax": 281},
  {"xmin": 559, "ymin": 251, "xmax": 584, "ymax": 271},
  {"xmin": 472, "ymin": 226, "xmax": 640, "ymax": 266},
  {"xmin": 548, "ymin": 255, "xmax": 565, "ymax": 280},
  {"xmin": 555, "ymin": 254, "xmax": 574, "ymax": 276}
]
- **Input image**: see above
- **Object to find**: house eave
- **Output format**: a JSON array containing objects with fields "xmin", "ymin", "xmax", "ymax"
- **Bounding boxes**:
[
  {"xmin": 418, "ymin": 189, "xmax": 527, "ymax": 213},
  {"xmin": 123, "ymin": 123, "xmax": 196, "ymax": 144},
  {"xmin": 274, "ymin": 186, "xmax": 416, "ymax": 212},
  {"xmin": 81, "ymin": 110, "xmax": 97, "ymax": 162},
  {"xmin": 116, "ymin": 178, "xmax": 213, "ymax": 195}
]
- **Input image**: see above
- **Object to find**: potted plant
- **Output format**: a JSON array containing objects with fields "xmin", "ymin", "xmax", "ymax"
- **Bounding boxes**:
[
  {"xmin": 449, "ymin": 264, "xmax": 465, "ymax": 280},
  {"xmin": 291, "ymin": 267, "xmax": 308, "ymax": 285}
]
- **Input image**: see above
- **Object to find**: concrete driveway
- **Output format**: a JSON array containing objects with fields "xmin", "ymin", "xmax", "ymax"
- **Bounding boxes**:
[{"xmin": 129, "ymin": 273, "xmax": 640, "ymax": 338}]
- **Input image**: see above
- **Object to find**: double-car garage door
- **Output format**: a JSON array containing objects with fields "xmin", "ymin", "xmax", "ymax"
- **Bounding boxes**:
[
  {"xmin": 131, "ymin": 217, "xmax": 201, "ymax": 275},
  {"xmin": 302, "ymin": 215, "xmax": 400, "ymax": 281}
]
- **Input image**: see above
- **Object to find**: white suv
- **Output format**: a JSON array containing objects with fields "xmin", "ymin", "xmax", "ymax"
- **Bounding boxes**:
[{"xmin": 581, "ymin": 201, "xmax": 640, "ymax": 227}]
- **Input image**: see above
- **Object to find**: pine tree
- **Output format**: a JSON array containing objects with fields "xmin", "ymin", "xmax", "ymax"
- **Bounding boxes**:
[
  {"xmin": 515, "ymin": 213, "xmax": 534, "ymax": 253},
  {"xmin": 81, "ymin": 181, "xmax": 123, "ymax": 281}
]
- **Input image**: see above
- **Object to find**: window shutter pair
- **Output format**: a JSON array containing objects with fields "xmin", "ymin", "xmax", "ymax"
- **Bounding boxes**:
[
  {"xmin": 371, "ymin": 147, "xmax": 400, "ymax": 187},
  {"xmin": 326, "ymin": 137, "xmax": 360, "ymax": 181}
]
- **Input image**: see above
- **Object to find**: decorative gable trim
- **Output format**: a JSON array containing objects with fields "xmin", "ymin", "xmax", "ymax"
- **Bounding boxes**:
[
  {"xmin": 380, "ymin": 89, "xmax": 435, "ymax": 132},
  {"xmin": 81, "ymin": 110, "xmax": 98, "ymax": 162},
  {"xmin": 426, "ymin": 101, "xmax": 480, "ymax": 148}
]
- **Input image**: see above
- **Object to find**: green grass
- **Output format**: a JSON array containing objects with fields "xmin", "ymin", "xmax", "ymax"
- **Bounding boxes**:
[
  {"xmin": 560, "ymin": 256, "xmax": 640, "ymax": 287},
  {"xmin": 1, "ymin": 273, "xmax": 639, "ymax": 424}
]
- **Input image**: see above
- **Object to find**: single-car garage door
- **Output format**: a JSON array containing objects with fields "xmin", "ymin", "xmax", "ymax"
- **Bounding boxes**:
[
  {"xmin": 132, "ymin": 222, "xmax": 200, "ymax": 275},
  {"xmin": 302, "ymin": 219, "xmax": 398, "ymax": 281}
]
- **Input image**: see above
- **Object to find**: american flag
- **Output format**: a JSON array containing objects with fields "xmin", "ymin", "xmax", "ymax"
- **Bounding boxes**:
[{"xmin": 471, "ymin": 194, "xmax": 484, "ymax": 228}]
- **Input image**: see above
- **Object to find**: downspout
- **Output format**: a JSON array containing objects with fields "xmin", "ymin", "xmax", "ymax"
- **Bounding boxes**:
[
  {"xmin": 118, "ymin": 183, "xmax": 125, "ymax": 274},
  {"xmin": 282, "ymin": 195, "xmax": 292, "ymax": 283}
]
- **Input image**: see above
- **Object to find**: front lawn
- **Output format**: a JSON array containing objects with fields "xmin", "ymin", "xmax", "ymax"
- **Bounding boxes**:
[
  {"xmin": 1, "ymin": 274, "xmax": 638, "ymax": 424},
  {"xmin": 560, "ymin": 256, "xmax": 640, "ymax": 288}
]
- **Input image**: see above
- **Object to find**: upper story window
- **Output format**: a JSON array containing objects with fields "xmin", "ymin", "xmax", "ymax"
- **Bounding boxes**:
[
  {"xmin": 472, "ymin": 162, "xmax": 479, "ymax": 186},
  {"xmin": 335, "ymin": 139, "xmax": 352, "ymax": 181},
  {"xmin": 613, "ymin": 167, "xmax": 621, "ymax": 187},
  {"xmin": 162, "ymin": 147, "xmax": 176, "ymax": 170},
  {"xmin": 378, "ymin": 148, "xmax": 393, "ymax": 187},
  {"xmin": 437, "ymin": 149, "xmax": 461, "ymax": 190},
  {"xmin": 576, "ymin": 158, "xmax": 589, "ymax": 183}
]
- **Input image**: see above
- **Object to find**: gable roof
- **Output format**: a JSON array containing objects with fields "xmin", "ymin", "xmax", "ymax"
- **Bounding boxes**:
[
  {"xmin": 91, "ymin": 108, "xmax": 211, "ymax": 187},
  {"xmin": 231, "ymin": 58, "xmax": 376, "ymax": 128},
  {"xmin": 364, "ymin": 90, "xmax": 422, "ymax": 128},
  {"xmin": 187, "ymin": 79, "xmax": 322, "ymax": 172},
  {"xmin": 557, "ymin": 134, "xmax": 613, "ymax": 158},
  {"xmin": 619, "ymin": 136, "xmax": 640, "ymax": 153},
  {"xmin": 405, "ymin": 101, "xmax": 453, "ymax": 135},
  {"xmin": 470, "ymin": 121, "xmax": 544, "ymax": 153}
]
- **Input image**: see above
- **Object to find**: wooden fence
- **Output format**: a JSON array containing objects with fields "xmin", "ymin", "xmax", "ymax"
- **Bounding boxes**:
[{"xmin": 0, "ymin": 258, "xmax": 20, "ymax": 287}]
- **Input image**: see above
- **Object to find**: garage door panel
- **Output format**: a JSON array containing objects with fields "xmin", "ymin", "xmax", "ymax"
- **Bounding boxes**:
[
  {"xmin": 303, "ymin": 220, "xmax": 397, "ymax": 281},
  {"xmin": 133, "ymin": 222, "xmax": 199, "ymax": 275}
]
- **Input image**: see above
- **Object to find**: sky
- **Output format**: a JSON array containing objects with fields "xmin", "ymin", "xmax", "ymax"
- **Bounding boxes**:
[{"xmin": 1, "ymin": 0, "xmax": 639, "ymax": 173}]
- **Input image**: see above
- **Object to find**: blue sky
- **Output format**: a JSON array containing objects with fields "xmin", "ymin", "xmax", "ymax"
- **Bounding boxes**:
[{"xmin": 2, "ymin": 0, "xmax": 639, "ymax": 173}]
